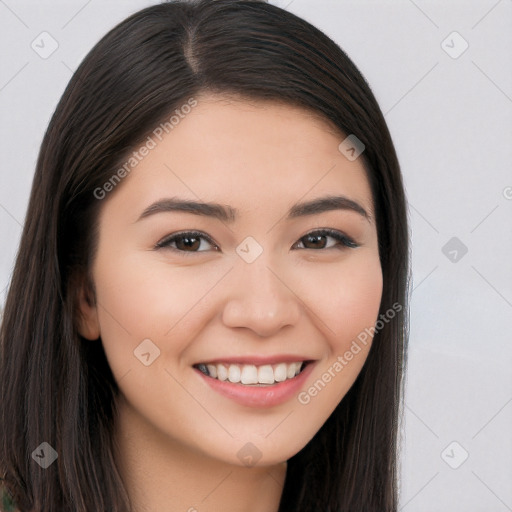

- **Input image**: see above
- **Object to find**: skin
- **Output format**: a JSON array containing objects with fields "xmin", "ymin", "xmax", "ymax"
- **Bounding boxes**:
[{"xmin": 78, "ymin": 94, "xmax": 383, "ymax": 512}]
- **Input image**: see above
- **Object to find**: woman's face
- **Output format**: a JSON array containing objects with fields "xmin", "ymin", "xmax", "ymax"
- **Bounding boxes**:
[{"xmin": 79, "ymin": 94, "xmax": 383, "ymax": 467}]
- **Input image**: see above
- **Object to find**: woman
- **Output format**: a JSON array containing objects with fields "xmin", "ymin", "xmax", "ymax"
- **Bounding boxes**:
[{"xmin": 0, "ymin": 0, "xmax": 409, "ymax": 510}]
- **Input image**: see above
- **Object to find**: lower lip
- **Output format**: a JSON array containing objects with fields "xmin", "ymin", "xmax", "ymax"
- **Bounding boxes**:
[{"xmin": 194, "ymin": 362, "xmax": 316, "ymax": 408}]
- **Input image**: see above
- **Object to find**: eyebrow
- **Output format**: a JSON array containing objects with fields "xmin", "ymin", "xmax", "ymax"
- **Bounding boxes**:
[{"xmin": 137, "ymin": 194, "xmax": 370, "ymax": 223}]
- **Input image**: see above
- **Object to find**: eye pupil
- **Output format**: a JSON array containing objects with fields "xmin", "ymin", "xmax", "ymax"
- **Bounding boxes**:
[
  {"xmin": 303, "ymin": 234, "xmax": 326, "ymax": 249},
  {"xmin": 177, "ymin": 235, "xmax": 200, "ymax": 251}
]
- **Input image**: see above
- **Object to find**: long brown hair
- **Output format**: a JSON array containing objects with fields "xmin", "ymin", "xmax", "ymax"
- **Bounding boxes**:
[{"xmin": 0, "ymin": 1, "xmax": 409, "ymax": 510}]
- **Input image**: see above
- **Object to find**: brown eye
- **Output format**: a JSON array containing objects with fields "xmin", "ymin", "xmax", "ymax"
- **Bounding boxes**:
[
  {"xmin": 156, "ymin": 231, "xmax": 218, "ymax": 254},
  {"xmin": 295, "ymin": 229, "xmax": 358, "ymax": 250},
  {"xmin": 301, "ymin": 233, "xmax": 330, "ymax": 249}
]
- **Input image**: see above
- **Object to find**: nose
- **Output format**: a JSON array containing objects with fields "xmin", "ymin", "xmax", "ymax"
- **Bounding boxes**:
[{"xmin": 221, "ymin": 257, "xmax": 301, "ymax": 338}]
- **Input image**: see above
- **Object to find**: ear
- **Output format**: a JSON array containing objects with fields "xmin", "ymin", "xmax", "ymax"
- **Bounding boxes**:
[{"xmin": 75, "ymin": 272, "xmax": 101, "ymax": 341}]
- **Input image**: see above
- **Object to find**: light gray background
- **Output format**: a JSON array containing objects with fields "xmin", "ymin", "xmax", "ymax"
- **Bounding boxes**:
[{"xmin": 1, "ymin": 0, "xmax": 511, "ymax": 510}]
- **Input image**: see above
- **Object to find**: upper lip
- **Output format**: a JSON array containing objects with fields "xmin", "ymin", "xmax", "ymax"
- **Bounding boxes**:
[{"xmin": 194, "ymin": 355, "xmax": 315, "ymax": 366}]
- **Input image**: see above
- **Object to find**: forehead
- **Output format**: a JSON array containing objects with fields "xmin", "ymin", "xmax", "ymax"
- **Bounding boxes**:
[{"xmin": 102, "ymin": 94, "xmax": 374, "ymax": 222}]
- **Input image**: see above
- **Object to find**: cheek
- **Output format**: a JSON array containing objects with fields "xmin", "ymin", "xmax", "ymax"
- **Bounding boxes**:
[
  {"xmin": 91, "ymin": 247, "xmax": 236, "ymax": 380},
  {"xmin": 305, "ymin": 253, "xmax": 383, "ymax": 351},
  {"xmin": 91, "ymin": 252, "xmax": 200, "ymax": 374},
  {"xmin": 95, "ymin": 247, "xmax": 199, "ymax": 320},
  {"xmin": 291, "ymin": 255, "xmax": 382, "ymax": 430}
]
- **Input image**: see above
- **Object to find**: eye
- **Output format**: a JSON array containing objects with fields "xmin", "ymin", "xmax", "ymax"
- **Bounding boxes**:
[
  {"xmin": 155, "ymin": 228, "xmax": 358, "ymax": 255},
  {"xmin": 293, "ymin": 229, "xmax": 358, "ymax": 250},
  {"xmin": 155, "ymin": 231, "xmax": 219, "ymax": 254}
]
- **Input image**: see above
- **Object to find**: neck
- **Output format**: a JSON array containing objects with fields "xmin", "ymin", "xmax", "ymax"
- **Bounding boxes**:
[{"xmin": 113, "ymin": 395, "xmax": 287, "ymax": 512}]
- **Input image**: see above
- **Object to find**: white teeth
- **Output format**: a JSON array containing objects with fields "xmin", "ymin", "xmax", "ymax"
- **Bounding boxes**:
[
  {"xmin": 274, "ymin": 363, "xmax": 287, "ymax": 382},
  {"xmin": 199, "ymin": 361, "xmax": 305, "ymax": 385},
  {"xmin": 258, "ymin": 365, "xmax": 275, "ymax": 384},
  {"xmin": 216, "ymin": 364, "xmax": 228, "ymax": 381},
  {"xmin": 240, "ymin": 365, "xmax": 258, "ymax": 384},
  {"xmin": 228, "ymin": 364, "xmax": 241, "ymax": 383},
  {"xmin": 206, "ymin": 364, "xmax": 217, "ymax": 378}
]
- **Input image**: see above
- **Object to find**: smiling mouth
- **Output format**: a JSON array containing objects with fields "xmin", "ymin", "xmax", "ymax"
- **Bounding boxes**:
[{"xmin": 193, "ymin": 361, "xmax": 312, "ymax": 386}]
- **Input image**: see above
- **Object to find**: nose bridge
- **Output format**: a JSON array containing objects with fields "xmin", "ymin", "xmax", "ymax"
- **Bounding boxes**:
[{"xmin": 221, "ymin": 247, "xmax": 301, "ymax": 336}]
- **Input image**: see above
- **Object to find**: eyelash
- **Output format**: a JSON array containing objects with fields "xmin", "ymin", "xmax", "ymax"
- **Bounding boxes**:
[{"xmin": 155, "ymin": 228, "xmax": 359, "ymax": 255}]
